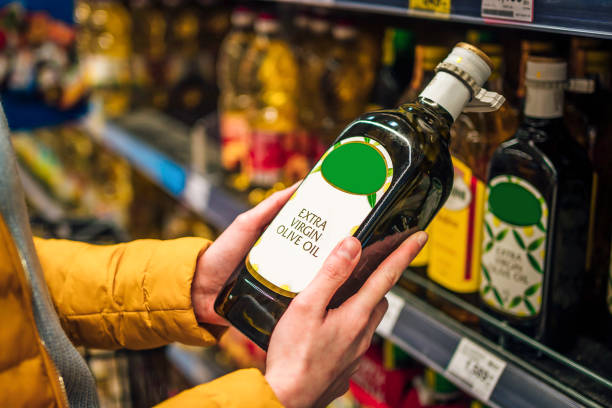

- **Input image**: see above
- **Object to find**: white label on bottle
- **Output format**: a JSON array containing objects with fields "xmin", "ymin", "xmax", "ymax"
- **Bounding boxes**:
[
  {"xmin": 247, "ymin": 136, "xmax": 393, "ymax": 295},
  {"xmin": 376, "ymin": 291, "xmax": 405, "ymax": 337},
  {"xmin": 446, "ymin": 338, "xmax": 507, "ymax": 401},
  {"xmin": 481, "ymin": 0, "xmax": 534, "ymax": 22},
  {"xmin": 480, "ymin": 175, "xmax": 548, "ymax": 317}
]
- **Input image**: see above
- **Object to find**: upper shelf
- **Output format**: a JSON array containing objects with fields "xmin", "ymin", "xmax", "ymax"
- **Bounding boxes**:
[{"xmin": 273, "ymin": 0, "xmax": 612, "ymax": 39}]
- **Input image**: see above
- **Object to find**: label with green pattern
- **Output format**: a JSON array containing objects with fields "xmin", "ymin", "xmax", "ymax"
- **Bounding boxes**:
[
  {"xmin": 480, "ymin": 175, "xmax": 548, "ymax": 318},
  {"xmin": 247, "ymin": 136, "xmax": 393, "ymax": 296}
]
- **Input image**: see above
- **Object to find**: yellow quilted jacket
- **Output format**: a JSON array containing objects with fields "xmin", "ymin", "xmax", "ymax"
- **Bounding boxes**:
[{"xmin": 0, "ymin": 224, "xmax": 283, "ymax": 408}]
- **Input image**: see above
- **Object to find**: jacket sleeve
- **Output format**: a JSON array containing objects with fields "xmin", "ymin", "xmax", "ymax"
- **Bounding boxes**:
[
  {"xmin": 33, "ymin": 236, "xmax": 221, "ymax": 350},
  {"xmin": 155, "ymin": 368, "xmax": 284, "ymax": 408}
]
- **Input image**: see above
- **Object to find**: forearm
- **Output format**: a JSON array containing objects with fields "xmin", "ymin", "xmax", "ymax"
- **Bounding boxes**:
[{"xmin": 34, "ymin": 236, "xmax": 220, "ymax": 349}]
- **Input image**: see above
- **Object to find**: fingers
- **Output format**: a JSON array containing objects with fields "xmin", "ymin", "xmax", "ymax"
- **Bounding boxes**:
[
  {"xmin": 349, "ymin": 231, "xmax": 427, "ymax": 312},
  {"xmin": 292, "ymin": 237, "xmax": 361, "ymax": 316},
  {"xmin": 364, "ymin": 297, "xmax": 388, "ymax": 340},
  {"xmin": 211, "ymin": 182, "xmax": 300, "ymax": 254}
]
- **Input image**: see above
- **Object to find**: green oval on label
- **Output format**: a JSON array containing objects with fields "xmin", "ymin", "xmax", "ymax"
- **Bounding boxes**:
[
  {"xmin": 489, "ymin": 182, "xmax": 542, "ymax": 226},
  {"xmin": 321, "ymin": 142, "xmax": 387, "ymax": 195}
]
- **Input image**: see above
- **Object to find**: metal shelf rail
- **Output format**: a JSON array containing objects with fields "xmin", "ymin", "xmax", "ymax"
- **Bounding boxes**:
[{"xmin": 274, "ymin": 0, "xmax": 612, "ymax": 39}]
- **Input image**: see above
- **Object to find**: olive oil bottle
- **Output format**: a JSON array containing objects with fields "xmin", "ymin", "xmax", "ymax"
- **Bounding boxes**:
[
  {"xmin": 426, "ymin": 41, "xmax": 518, "ymax": 324},
  {"xmin": 215, "ymin": 43, "xmax": 504, "ymax": 349},
  {"xmin": 217, "ymin": 6, "xmax": 255, "ymax": 175},
  {"xmin": 479, "ymin": 58, "xmax": 593, "ymax": 350}
]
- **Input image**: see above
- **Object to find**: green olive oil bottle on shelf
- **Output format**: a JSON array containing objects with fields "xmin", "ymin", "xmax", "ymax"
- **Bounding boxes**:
[
  {"xmin": 479, "ymin": 58, "xmax": 593, "ymax": 350},
  {"xmin": 215, "ymin": 43, "xmax": 505, "ymax": 350}
]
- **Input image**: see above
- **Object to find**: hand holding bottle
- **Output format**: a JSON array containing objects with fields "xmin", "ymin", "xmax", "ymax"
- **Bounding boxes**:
[
  {"xmin": 264, "ymin": 232, "xmax": 427, "ymax": 408},
  {"xmin": 192, "ymin": 184, "xmax": 299, "ymax": 326}
]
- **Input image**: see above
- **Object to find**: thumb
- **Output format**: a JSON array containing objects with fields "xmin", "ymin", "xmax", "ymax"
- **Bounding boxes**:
[{"xmin": 293, "ymin": 237, "xmax": 361, "ymax": 317}]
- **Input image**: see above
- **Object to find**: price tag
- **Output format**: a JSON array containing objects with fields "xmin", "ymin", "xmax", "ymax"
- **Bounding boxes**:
[
  {"xmin": 410, "ymin": 0, "xmax": 451, "ymax": 15},
  {"xmin": 481, "ymin": 0, "xmax": 533, "ymax": 22},
  {"xmin": 446, "ymin": 338, "xmax": 506, "ymax": 401},
  {"xmin": 183, "ymin": 174, "xmax": 211, "ymax": 213},
  {"xmin": 376, "ymin": 291, "xmax": 405, "ymax": 337}
]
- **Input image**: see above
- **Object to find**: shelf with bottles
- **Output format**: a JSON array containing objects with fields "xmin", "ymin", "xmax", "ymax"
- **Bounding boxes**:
[
  {"xmin": 83, "ymin": 108, "xmax": 250, "ymax": 231},
  {"xmin": 271, "ymin": 0, "xmax": 612, "ymax": 40}
]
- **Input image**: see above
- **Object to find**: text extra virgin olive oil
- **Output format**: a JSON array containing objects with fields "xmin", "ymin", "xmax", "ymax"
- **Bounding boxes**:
[{"xmin": 215, "ymin": 43, "xmax": 505, "ymax": 349}]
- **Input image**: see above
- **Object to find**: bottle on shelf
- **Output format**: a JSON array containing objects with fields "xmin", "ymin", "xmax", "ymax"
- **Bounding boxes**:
[
  {"xmin": 426, "ymin": 37, "xmax": 518, "ymax": 324},
  {"xmin": 515, "ymin": 40, "xmax": 557, "ymax": 101},
  {"xmin": 215, "ymin": 43, "xmax": 504, "ymax": 349},
  {"xmin": 241, "ymin": 13, "xmax": 299, "ymax": 188},
  {"xmin": 286, "ymin": 14, "xmax": 332, "ymax": 184},
  {"xmin": 479, "ymin": 58, "xmax": 593, "ymax": 350},
  {"xmin": 79, "ymin": 0, "xmax": 133, "ymax": 117},
  {"xmin": 320, "ymin": 20, "xmax": 377, "ymax": 146},
  {"xmin": 217, "ymin": 6, "xmax": 255, "ymax": 178},
  {"xmin": 565, "ymin": 41, "xmax": 612, "ymax": 333}
]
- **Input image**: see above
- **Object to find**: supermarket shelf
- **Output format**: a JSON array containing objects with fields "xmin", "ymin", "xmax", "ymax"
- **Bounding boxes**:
[
  {"xmin": 273, "ymin": 0, "xmax": 612, "ymax": 39},
  {"xmin": 85, "ymin": 111, "xmax": 249, "ymax": 230},
  {"xmin": 379, "ymin": 270, "xmax": 612, "ymax": 408}
]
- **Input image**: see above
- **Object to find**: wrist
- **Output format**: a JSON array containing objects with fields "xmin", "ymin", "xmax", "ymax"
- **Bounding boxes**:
[{"xmin": 191, "ymin": 253, "xmax": 229, "ymax": 327}]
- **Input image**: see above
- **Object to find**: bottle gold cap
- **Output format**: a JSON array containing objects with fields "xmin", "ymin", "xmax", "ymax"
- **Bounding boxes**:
[{"xmin": 456, "ymin": 42, "xmax": 494, "ymax": 70}]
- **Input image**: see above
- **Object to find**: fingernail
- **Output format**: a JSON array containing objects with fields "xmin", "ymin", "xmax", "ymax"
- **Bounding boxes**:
[
  {"xmin": 415, "ymin": 231, "xmax": 428, "ymax": 247},
  {"xmin": 338, "ymin": 238, "xmax": 360, "ymax": 261}
]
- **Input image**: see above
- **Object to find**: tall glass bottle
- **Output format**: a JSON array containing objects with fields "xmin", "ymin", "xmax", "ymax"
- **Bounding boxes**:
[
  {"xmin": 215, "ymin": 43, "xmax": 503, "ymax": 349},
  {"xmin": 82, "ymin": 0, "xmax": 133, "ymax": 117},
  {"xmin": 320, "ymin": 21, "xmax": 377, "ymax": 146},
  {"xmin": 479, "ymin": 58, "xmax": 593, "ymax": 350},
  {"xmin": 287, "ymin": 15, "xmax": 332, "ymax": 183},
  {"xmin": 241, "ymin": 13, "xmax": 299, "ymax": 188},
  {"xmin": 427, "ymin": 42, "xmax": 518, "ymax": 323},
  {"xmin": 217, "ymin": 7, "xmax": 255, "ymax": 177}
]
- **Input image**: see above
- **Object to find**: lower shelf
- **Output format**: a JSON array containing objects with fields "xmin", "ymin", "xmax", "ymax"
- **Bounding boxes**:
[{"xmin": 377, "ymin": 270, "xmax": 612, "ymax": 408}]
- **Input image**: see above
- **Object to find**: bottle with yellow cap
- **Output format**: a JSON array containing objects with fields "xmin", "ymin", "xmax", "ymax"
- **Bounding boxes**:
[
  {"xmin": 426, "ymin": 34, "xmax": 518, "ymax": 324},
  {"xmin": 479, "ymin": 57, "xmax": 593, "ymax": 350},
  {"xmin": 217, "ymin": 6, "xmax": 255, "ymax": 177},
  {"xmin": 320, "ymin": 21, "xmax": 377, "ymax": 146},
  {"xmin": 240, "ymin": 12, "xmax": 299, "ymax": 188},
  {"xmin": 215, "ymin": 43, "xmax": 505, "ymax": 349}
]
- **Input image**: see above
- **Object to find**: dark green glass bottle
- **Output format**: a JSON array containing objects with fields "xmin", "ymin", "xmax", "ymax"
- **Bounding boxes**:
[
  {"xmin": 215, "ymin": 43, "xmax": 503, "ymax": 350},
  {"xmin": 479, "ymin": 58, "xmax": 593, "ymax": 350}
]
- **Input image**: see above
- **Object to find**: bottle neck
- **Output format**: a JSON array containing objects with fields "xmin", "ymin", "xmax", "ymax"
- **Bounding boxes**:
[
  {"xmin": 418, "ymin": 70, "xmax": 472, "ymax": 121},
  {"xmin": 524, "ymin": 83, "xmax": 564, "ymax": 120}
]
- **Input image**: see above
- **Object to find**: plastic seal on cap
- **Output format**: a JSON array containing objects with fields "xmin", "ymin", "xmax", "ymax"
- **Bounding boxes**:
[
  {"xmin": 434, "ymin": 42, "xmax": 504, "ymax": 113},
  {"xmin": 526, "ymin": 57, "xmax": 567, "ymax": 82}
]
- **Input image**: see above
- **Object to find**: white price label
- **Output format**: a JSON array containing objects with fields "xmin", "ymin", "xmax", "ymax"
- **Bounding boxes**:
[
  {"xmin": 481, "ymin": 0, "xmax": 533, "ymax": 22},
  {"xmin": 376, "ymin": 291, "xmax": 405, "ymax": 337},
  {"xmin": 183, "ymin": 174, "xmax": 211, "ymax": 213},
  {"xmin": 446, "ymin": 338, "xmax": 506, "ymax": 401}
]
